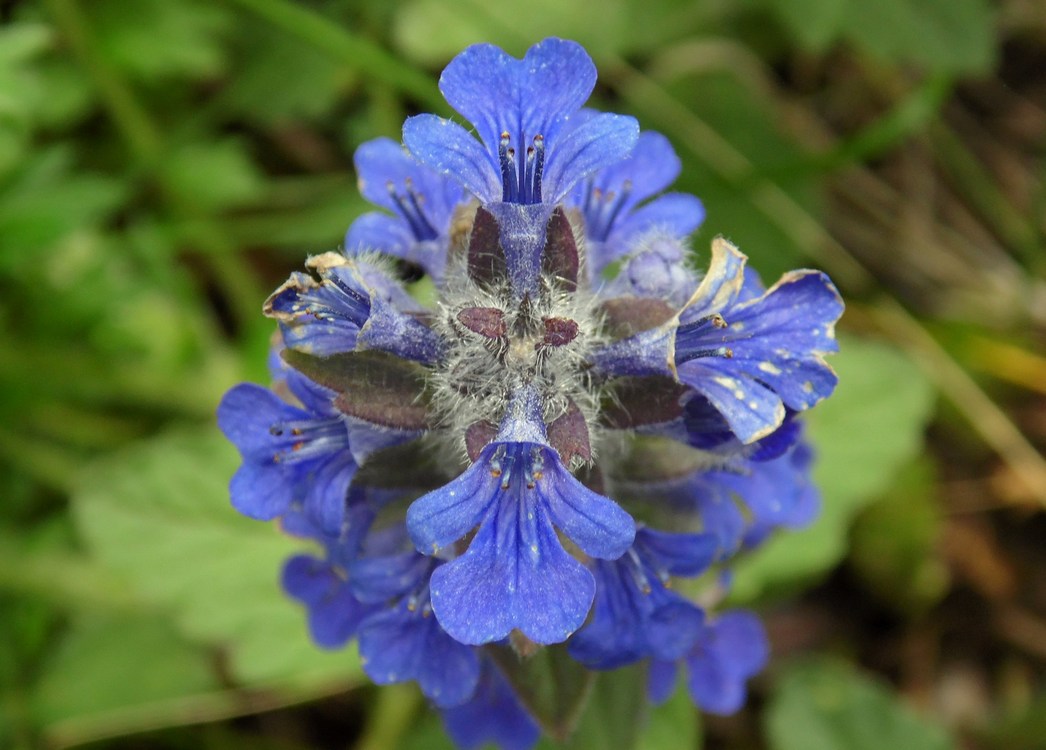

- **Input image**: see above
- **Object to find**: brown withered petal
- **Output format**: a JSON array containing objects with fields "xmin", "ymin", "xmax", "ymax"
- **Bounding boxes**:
[
  {"xmin": 467, "ymin": 206, "xmax": 507, "ymax": 286},
  {"xmin": 599, "ymin": 296, "xmax": 677, "ymax": 339},
  {"xmin": 601, "ymin": 376, "xmax": 689, "ymax": 429},
  {"xmin": 281, "ymin": 349, "xmax": 430, "ymax": 430},
  {"xmin": 540, "ymin": 317, "xmax": 579, "ymax": 348},
  {"xmin": 547, "ymin": 399, "xmax": 591, "ymax": 464},
  {"xmin": 353, "ymin": 439, "xmax": 449, "ymax": 491},
  {"xmin": 540, "ymin": 206, "xmax": 579, "ymax": 291},
  {"xmin": 458, "ymin": 307, "xmax": 508, "ymax": 338},
  {"xmin": 464, "ymin": 420, "xmax": 499, "ymax": 462}
]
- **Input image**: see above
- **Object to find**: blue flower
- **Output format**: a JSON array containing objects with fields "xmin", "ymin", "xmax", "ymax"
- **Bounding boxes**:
[
  {"xmin": 568, "ymin": 527, "xmax": 717, "ymax": 668},
  {"xmin": 345, "ymin": 137, "xmax": 466, "ymax": 282},
  {"xmin": 649, "ymin": 610, "xmax": 769, "ymax": 715},
  {"xmin": 600, "ymin": 232, "xmax": 699, "ymax": 308},
  {"xmin": 219, "ymin": 36, "xmax": 843, "ymax": 748},
  {"xmin": 352, "ymin": 550, "xmax": 481, "ymax": 707},
  {"xmin": 405, "ymin": 386, "xmax": 636, "ymax": 645},
  {"xmin": 265, "ymin": 253, "xmax": 443, "ymax": 363},
  {"xmin": 591, "ymin": 237, "xmax": 843, "ymax": 443},
  {"xmin": 569, "ymin": 130, "xmax": 704, "ymax": 281},
  {"xmin": 403, "ymin": 38, "xmax": 639, "ymax": 207},
  {"xmin": 282, "ymin": 553, "xmax": 373, "ymax": 649},
  {"xmin": 217, "ymin": 374, "xmax": 357, "ymax": 534}
]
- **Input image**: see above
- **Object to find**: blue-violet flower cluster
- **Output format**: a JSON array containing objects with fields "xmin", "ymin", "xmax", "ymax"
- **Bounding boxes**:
[{"xmin": 219, "ymin": 38, "xmax": 842, "ymax": 749}]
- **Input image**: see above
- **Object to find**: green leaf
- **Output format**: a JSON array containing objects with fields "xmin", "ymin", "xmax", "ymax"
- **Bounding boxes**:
[
  {"xmin": 31, "ymin": 615, "xmax": 226, "ymax": 744},
  {"xmin": 0, "ymin": 149, "xmax": 124, "ymax": 267},
  {"xmin": 487, "ymin": 644, "xmax": 595, "ymax": 742},
  {"xmin": 71, "ymin": 427, "xmax": 364, "ymax": 688},
  {"xmin": 729, "ymin": 337, "xmax": 937, "ymax": 602},
  {"xmin": 567, "ymin": 665, "xmax": 649, "ymax": 750},
  {"xmin": 765, "ymin": 658, "xmax": 955, "ymax": 750}
]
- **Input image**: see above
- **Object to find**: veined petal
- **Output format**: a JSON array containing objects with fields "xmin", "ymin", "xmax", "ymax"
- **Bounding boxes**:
[
  {"xmin": 406, "ymin": 457, "xmax": 499, "ymax": 555},
  {"xmin": 403, "ymin": 114, "xmax": 500, "ymax": 202},
  {"xmin": 615, "ymin": 192, "xmax": 706, "ymax": 245},
  {"xmin": 358, "ymin": 603, "xmax": 480, "ymax": 707},
  {"xmin": 345, "ymin": 212, "xmax": 413, "ymax": 256},
  {"xmin": 542, "ymin": 112, "xmax": 639, "ymax": 203},
  {"xmin": 437, "ymin": 39, "xmax": 597, "ymax": 155},
  {"xmin": 678, "ymin": 237, "xmax": 748, "ymax": 323},
  {"xmin": 543, "ymin": 463, "xmax": 635, "ymax": 560},
  {"xmin": 427, "ymin": 496, "xmax": 595, "ymax": 645},
  {"xmin": 354, "ymin": 137, "xmax": 462, "ymax": 224},
  {"xmin": 441, "ymin": 660, "xmax": 541, "ymax": 750},
  {"xmin": 679, "ymin": 363, "xmax": 787, "ymax": 444},
  {"xmin": 581, "ymin": 130, "xmax": 683, "ymax": 212}
]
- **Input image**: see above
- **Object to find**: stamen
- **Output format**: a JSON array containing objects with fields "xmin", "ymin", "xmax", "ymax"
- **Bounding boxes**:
[
  {"xmin": 582, "ymin": 179, "xmax": 633, "ymax": 240},
  {"xmin": 387, "ymin": 179, "xmax": 439, "ymax": 240},
  {"xmin": 498, "ymin": 132, "xmax": 516, "ymax": 203},
  {"xmin": 624, "ymin": 549, "xmax": 652, "ymax": 595},
  {"xmin": 675, "ymin": 313, "xmax": 734, "ymax": 364},
  {"xmin": 530, "ymin": 135, "xmax": 544, "ymax": 202}
]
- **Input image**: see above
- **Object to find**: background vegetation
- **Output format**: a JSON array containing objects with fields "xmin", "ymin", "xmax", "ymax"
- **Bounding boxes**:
[{"xmin": 1, "ymin": 0, "xmax": 1043, "ymax": 748}]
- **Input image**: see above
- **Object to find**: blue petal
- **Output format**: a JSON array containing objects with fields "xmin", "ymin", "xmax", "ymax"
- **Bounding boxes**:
[
  {"xmin": 684, "ymin": 611, "xmax": 768, "ymax": 714},
  {"xmin": 358, "ymin": 293, "xmax": 444, "ymax": 365},
  {"xmin": 635, "ymin": 527, "xmax": 718, "ymax": 577},
  {"xmin": 229, "ymin": 461, "xmax": 292, "ymax": 520},
  {"xmin": 350, "ymin": 551, "xmax": 432, "ymax": 603},
  {"xmin": 678, "ymin": 362, "xmax": 787, "ymax": 444},
  {"xmin": 345, "ymin": 211, "xmax": 413, "ymax": 255},
  {"xmin": 646, "ymin": 596, "xmax": 706, "ymax": 661},
  {"xmin": 358, "ymin": 604, "xmax": 480, "ymax": 707},
  {"xmin": 441, "ymin": 661, "xmax": 540, "ymax": 750},
  {"xmin": 218, "ymin": 383, "xmax": 303, "ymax": 461},
  {"xmin": 406, "ymin": 458, "xmax": 495, "ymax": 555},
  {"xmin": 403, "ymin": 114, "xmax": 500, "ymax": 202},
  {"xmin": 678, "ymin": 237, "xmax": 748, "ymax": 323},
  {"xmin": 428, "ymin": 496, "xmax": 595, "ymax": 645},
  {"xmin": 282, "ymin": 554, "xmax": 337, "ymax": 606},
  {"xmin": 616, "ymin": 192, "xmax": 706, "ymax": 244},
  {"xmin": 713, "ymin": 271, "xmax": 842, "ymax": 410},
  {"xmin": 710, "ymin": 611, "xmax": 770, "ymax": 677},
  {"xmin": 542, "ymin": 112, "xmax": 639, "ymax": 203},
  {"xmin": 302, "ymin": 450, "xmax": 357, "ymax": 534},
  {"xmin": 542, "ymin": 457, "xmax": 635, "ymax": 560},
  {"xmin": 647, "ymin": 659, "xmax": 679, "ymax": 705},
  {"xmin": 354, "ymin": 137, "xmax": 463, "ymax": 224},
  {"xmin": 307, "ymin": 588, "xmax": 369, "ymax": 649},
  {"xmin": 578, "ymin": 130, "xmax": 682, "ymax": 213},
  {"xmin": 569, "ymin": 556, "xmax": 703, "ymax": 669},
  {"xmin": 437, "ymin": 39, "xmax": 597, "ymax": 158},
  {"xmin": 567, "ymin": 561, "xmax": 646, "ymax": 668},
  {"xmin": 281, "ymin": 555, "xmax": 368, "ymax": 649}
]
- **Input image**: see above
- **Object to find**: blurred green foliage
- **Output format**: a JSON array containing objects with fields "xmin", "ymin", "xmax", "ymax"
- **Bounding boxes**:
[{"xmin": 1, "ymin": 0, "xmax": 1042, "ymax": 748}]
